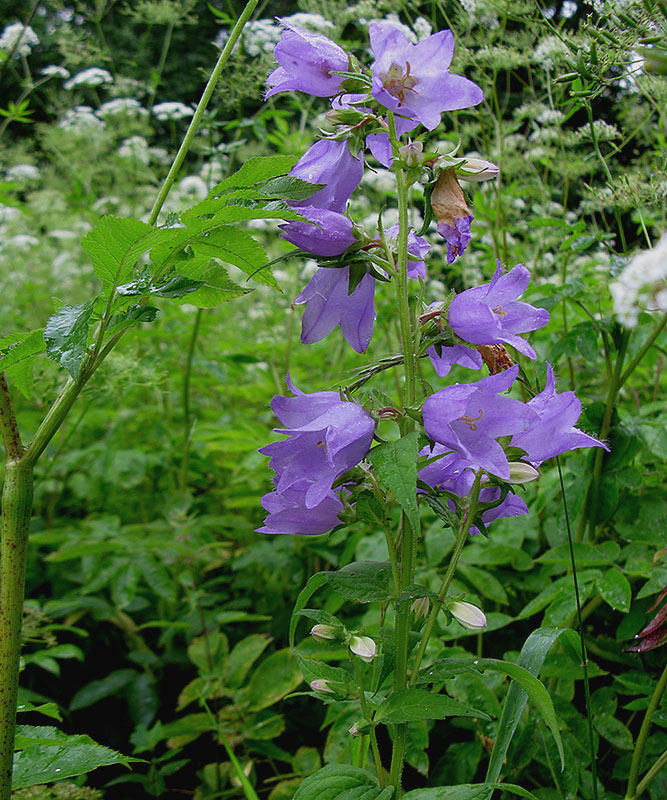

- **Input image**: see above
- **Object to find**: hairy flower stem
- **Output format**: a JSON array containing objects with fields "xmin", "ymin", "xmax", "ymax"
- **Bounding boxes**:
[
  {"xmin": 625, "ymin": 660, "xmax": 667, "ymax": 800},
  {"xmin": 147, "ymin": 0, "xmax": 259, "ymax": 227},
  {"xmin": 387, "ymin": 123, "xmax": 418, "ymax": 795},
  {"xmin": 409, "ymin": 472, "xmax": 483, "ymax": 686}
]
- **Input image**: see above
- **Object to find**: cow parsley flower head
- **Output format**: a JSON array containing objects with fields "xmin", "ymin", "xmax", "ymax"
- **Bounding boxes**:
[
  {"xmin": 152, "ymin": 101, "xmax": 194, "ymax": 121},
  {"xmin": 117, "ymin": 136, "xmax": 150, "ymax": 164},
  {"xmin": 97, "ymin": 98, "xmax": 148, "ymax": 118},
  {"xmin": 0, "ymin": 23, "xmax": 39, "ymax": 57},
  {"xmin": 369, "ymin": 22, "xmax": 483, "ymax": 130},
  {"xmin": 265, "ymin": 18, "xmax": 349, "ymax": 98},
  {"xmin": 610, "ymin": 233, "xmax": 667, "ymax": 327},
  {"xmin": 64, "ymin": 67, "xmax": 114, "ymax": 90},
  {"xmin": 41, "ymin": 65, "xmax": 70, "ymax": 79},
  {"xmin": 447, "ymin": 262, "xmax": 550, "ymax": 359},
  {"xmin": 5, "ymin": 164, "xmax": 40, "ymax": 182},
  {"xmin": 58, "ymin": 106, "xmax": 106, "ymax": 134}
]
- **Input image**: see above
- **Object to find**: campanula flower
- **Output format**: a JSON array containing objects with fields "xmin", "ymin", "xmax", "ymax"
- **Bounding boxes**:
[
  {"xmin": 289, "ymin": 139, "xmax": 363, "ymax": 213},
  {"xmin": 293, "ymin": 266, "xmax": 376, "ymax": 353},
  {"xmin": 422, "ymin": 366, "xmax": 538, "ymax": 479},
  {"xmin": 259, "ymin": 378, "xmax": 375, "ymax": 509},
  {"xmin": 369, "ymin": 22, "xmax": 483, "ymax": 130},
  {"xmin": 510, "ymin": 363, "xmax": 609, "ymax": 464},
  {"xmin": 447, "ymin": 262, "xmax": 550, "ymax": 359},
  {"xmin": 385, "ymin": 223, "xmax": 430, "ymax": 279},
  {"xmin": 257, "ymin": 481, "xmax": 344, "ymax": 535},
  {"xmin": 279, "ymin": 206, "xmax": 356, "ymax": 256},
  {"xmin": 431, "ymin": 168, "xmax": 474, "ymax": 264},
  {"xmin": 426, "ymin": 344, "xmax": 483, "ymax": 377},
  {"xmin": 349, "ymin": 635, "xmax": 376, "ymax": 662},
  {"xmin": 265, "ymin": 19, "xmax": 349, "ymax": 98}
]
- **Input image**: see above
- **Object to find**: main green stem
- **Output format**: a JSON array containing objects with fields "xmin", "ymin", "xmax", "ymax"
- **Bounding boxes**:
[
  {"xmin": 387, "ymin": 138, "xmax": 418, "ymax": 794},
  {"xmin": 625, "ymin": 660, "xmax": 667, "ymax": 800}
]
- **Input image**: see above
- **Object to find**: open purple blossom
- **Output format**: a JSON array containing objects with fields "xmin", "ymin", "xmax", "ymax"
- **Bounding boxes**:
[
  {"xmin": 422, "ymin": 366, "xmax": 538, "ymax": 480},
  {"xmin": 447, "ymin": 262, "xmax": 550, "ymax": 359},
  {"xmin": 289, "ymin": 139, "xmax": 363, "ymax": 213},
  {"xmin": 385, "ymin": 223, "xmax": 430, "ymax": 279},
  {"xmin": 279, "ymin": 206, "xmax": 356, "ymax": 256},
  {"xmin": 257, "ymin": 481, "xmax": 344, "ymax": 535},
  {"xmin": 265, "ymin": 19, "xmax": 349, "ymax": 99},
  {"xmin": 369, "ymin": 22, "xmax": 483, "ymax": 130},
  {"xmin": 510, "ymin": 363, "xmax": 609, "ymax": 465},
  {"xmin": 294, "ymin": 266, "xmax": 376, "ymax": 353},
  {"xmin": 426, "ymin": 344, "xmax": 483, "ymax": 377},
  {"xmin": 418, "ymin": 445, "xmax": 528, "ymax": 534},
  {"xmin": 259, "ymin": 378, "xmax": 375, "ymax": 510}
]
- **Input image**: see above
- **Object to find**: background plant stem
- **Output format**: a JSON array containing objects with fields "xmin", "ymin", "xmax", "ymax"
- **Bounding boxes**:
[{"xmin": 625, "ymin": 660, "xmax": 667, "ymax": 800}]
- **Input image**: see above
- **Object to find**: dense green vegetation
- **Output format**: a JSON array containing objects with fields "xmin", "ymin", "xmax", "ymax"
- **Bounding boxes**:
[{"xmin": 0, "ymin": 1, "xmax": 665, "ymax": 799}]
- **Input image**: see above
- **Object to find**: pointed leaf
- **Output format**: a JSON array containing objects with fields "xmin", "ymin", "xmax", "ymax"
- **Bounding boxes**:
[
  {"xmin": 598, "ymin": 566, "xmax": 631, "ymax": 612},
  {"xmin": 293, "ymin": 764, "xmax": 393, "ymax": 800},
  {"xmin": 323, "ymin": 561, "xmax": 395, "ymax": 603},
  {"xmin": 401, "ymin": 784, "xmax": 541, "ymax": 800},
  {"xmin": 209, "ymin": 155, "xmax": 299, "ymax": 196},
  {"xmin": 290, "ymin": 572, "xmax": 329, "ymax": 647},
  {"xmin": 367, "ymin": 433, "xmax": 420, "ymax": 536},
  {"xmin": 44, "ymin": 300, "xmax": 95, "ymax": 379},
  {"xmin": 375, "ymin": 688, "xmax": 490, "ymax": 724},
  {"xmin": 243, "ymin": 649, "xmax": 303, "ymax": 712},
  {"xmin": 0, "ymin": 330, "xmax": 44, "ymax": 372}
]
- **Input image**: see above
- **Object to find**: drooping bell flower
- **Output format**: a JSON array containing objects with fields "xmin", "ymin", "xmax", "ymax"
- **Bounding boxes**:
[
  {"xmin": 265, "ymin": 19, "xmax": 349, "ymax": 98},
  {"xmin": 447, "ymin": 262, "xmax": 550, "ymax": 359},
  {"xmin": 426, "ymin": 344, "xmax": 483, "ymax": 378},
  {"xmin": 422, "ymin": 366, "xmax": 538, "ymax": 480},
  {"xmin": 279, "ymin": 206, "xmax": 356, "ymax": 256},
  {"xmin": 259, "ymin": 377, "xmax": 375, "ymax": 510},
  {"xmin": 431, "ymin": 168, "xmax": 474, "ymax": 264},
  {"xmin": 293, "ymin": 265, "xmax": 376, "ymax": 353},
  {"xmin": 369, "ymin": 22, "xmax": 483, "ymax": 131},
  {"xmin": 257, "ymin": 481, "xmax": 345, "ymax": 535},
  {"xmin": 510, "ymin": 363, "xmax": 609, "ymax": 465},
  {"xmin": 289, "ymin": 139, "xmax": 363, "ymax": 213}
]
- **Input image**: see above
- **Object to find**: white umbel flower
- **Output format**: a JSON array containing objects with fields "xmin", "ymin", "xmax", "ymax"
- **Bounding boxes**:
[
  {"xmin": 152, "ymin": 101, "xmax": 194, "ymax": 121},
  {"xmin": 41, "ymin": 65, "xmax": 70, "ymax": 79},
  {"xmin": 0, "ymin": 23, "xmax": 39, "ymax": 57},
  {"xmin": 64, "ymin": 67, "xmax": 114, "ymax": 90},
  {"xmin": 610, "ymin": 233, "xmax": 667, "ymax": 327},
  {"xmin": 5, "ymin": 164, "xmax": 40, "ymax": 182},
  {"xmin": 97, "ymin": 98, "xmax": 147, "ymax": 117}
]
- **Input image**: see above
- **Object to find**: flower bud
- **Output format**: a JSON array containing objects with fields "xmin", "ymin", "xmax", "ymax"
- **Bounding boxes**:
[
  {"xmin": 310, "ymin": 624, "xmax": 337, "ymax": 643},
  {"xmin": 508, "ymin": 462, "xmax": 539, "ymax": 484},
  {"xmin": 398, "ymin": 140, "xmax": 424, "ymax": 167},
  {"xmin": 310, "ymin": 679, "xmax": 335, "ymax": 693},
  {"xmin": 411, "ymin": 596, "xmax": 430, "ymax": 619},
  {"xmin": 349, "ymin": 635, "xmax": 376, "ymax": 662},
  {"xmin": 348, "ymin": 722, "xmax": 361, "ymax": 737},
  {"xmin": 457, "ymin": 158, "xmax": 499, "ymax": 182},
  {"xmin": 448, "ymin": 600, "xmax": 487, "ymax": 630}
]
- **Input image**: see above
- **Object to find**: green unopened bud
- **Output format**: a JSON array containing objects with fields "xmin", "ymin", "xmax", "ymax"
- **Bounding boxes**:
[
  {"xmin": 411, "ymin": 596, "xmax": 430, "ymax": 619},
  {"xmin": 508, "ymin": 462, "xmax": 539, "ymax": 484},
  {"xmin": 310, "ymin": 624, "xmax": 337, "ymax": 643},
  {"xmin": 349, "ymin": 635, "xmax": 376, "ymax": 663},
  {"xmin": 398, "ymin": 140, "xmax": 424, "ymax": 166},
  {"xmin": 448, "ymin": 600, "xmax": 487, "ymax": 630},
  {"xmin": 326, "ymin": 107, "xmax": 367, "ymax": 126},
  {"xmin": 310, "ymin": 679, "xmax": 335, "ymax": 693},
  {"xmin": 457, "ymin": 158, "xmax": 499, "ymax": 182}
]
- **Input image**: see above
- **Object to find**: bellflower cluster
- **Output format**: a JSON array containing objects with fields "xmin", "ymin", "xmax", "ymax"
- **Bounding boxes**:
[
  {"xmin": 258, "ymin": 379, "xmax": 374, "ymax": 535},
  {"xmin": 258, "ymin": 18, "xmax": 607, "ymax": 542}
]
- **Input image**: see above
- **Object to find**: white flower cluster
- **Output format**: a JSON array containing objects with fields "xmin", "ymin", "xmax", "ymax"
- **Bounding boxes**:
[
  {"xmin": 58, "ymin": 105, "xmax": 106, "ymax": 133},
  {"xmin": 41, "ymin": 65, "xmax": 70, "ymax": 79},
  {"xmin": 533, "ymin": 36, "xmax": 572, "ymax": 69},
  {"xmin": 118, "ymin": 136, "xmax": 150, "ymax": 164},
  {"xmin": 178, "ymin": 176, "xmax": 208, "ymax": 199},
  {"xmin": 610, "ymin": 233, "xmax": 667, "ymax": 326},
  {"xmin": 0, "ymin": 23, "xmax": 39, "ymax": 57},
  {"xmin": 241, "ymin": 19, "xmax": 282, "ymax": 56},
  {"xmin": 97, "ymin": 97, "xmax": 148, "ymax": 117},
  {"xmin": 64, "ymin": 67, "xmax": 114, "ymax": 90},
  {"xmin": 536, "ymin": 108, "xmax": 564, "ymax": 125},
  {"xmin": 152, "ymin": 101, "xmax": 194, "ymax": 121},
  {"xmin": 5, "ymin": 164, "xmax": 40, "ymax": 182}
]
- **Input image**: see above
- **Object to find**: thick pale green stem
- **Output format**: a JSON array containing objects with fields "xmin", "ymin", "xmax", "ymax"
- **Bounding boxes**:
[
  {"xmin": 625, "ymin": 661, "xmax": 667, "ymax": 800},
  {"xmin": 0, "ymin": 463, "xmax": 33, "ymax": 799}
]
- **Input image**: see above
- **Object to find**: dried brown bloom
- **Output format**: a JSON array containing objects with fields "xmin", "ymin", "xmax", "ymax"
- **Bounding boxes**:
[{"xmin": 476, "ymin": 343, "xmax": 514, "ymax": 374}]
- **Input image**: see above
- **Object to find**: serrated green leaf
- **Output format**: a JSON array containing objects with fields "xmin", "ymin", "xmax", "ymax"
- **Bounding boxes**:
[
  {"xmin": 290, "ymin": 573, "xmax": 329, "ymax": 647},
  {"xmin": 0, "ymin": 330, "xmax": 45, "ymax": 380},
  {"xmin": 16, "ymin": 702, "xmax": 62, "ymax": 721},
  {"xmin": 225, "ymin": 634, "xmax": 271, "ymax": 689},
  {"xmin": 208, "ymin": 155, "xmax": 299, "ymax": 197},
  {"xmin": 297, "ymin": 656, "xmax": 355, "ymax": 693},
  {"xmin": 293, "ymin": 764, "xmax": 393, "ymax": 800},
  {"xmin": 44, "ymin": 300, "xmax": 95, "ymax": 379},
  {"xmin": 323, "ymin": 561, "xmax": 395, "ymax": 603},
  {"xmin": 81, "ymin": 216, "xmax": 172, "ymax": 295},
  {"xmin": 243, "ymin": 649, "xmax": 302, "ymax": 712},
  {"xmin": 12, "ymin": 729, "xmax": 142, "ymax": 789},
  {"xmin": 173, "ymin": 257, "xmax": 249, "ymax": 307},
  {"xmin": 152, "ymin": 274, "xmax": 204, "ymax": 298},
  {"xmin": 191, "ymin": 226, "xmax": 275, "ymax": 288},
  {"xmin": 367, "ymin": 432, "xmax": 420, "ymax": 535},
  {"xmin": 401, "ymin": 784, "xmax": 541, "ymax": 800},
  {"xmin": 107, "ymin": 304, "xmax": 159, "ymax": 332},
  {"xmin": 376, "ymin": 688, "xmax": 490, "ymax": 724},
  {"xmin": 256, "ymin": 175, "xmax": 325, "ymax": 201}
]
